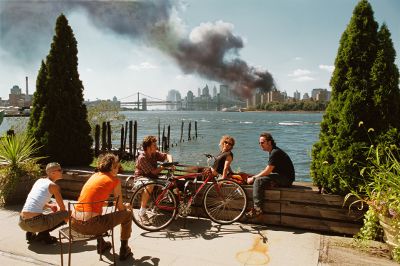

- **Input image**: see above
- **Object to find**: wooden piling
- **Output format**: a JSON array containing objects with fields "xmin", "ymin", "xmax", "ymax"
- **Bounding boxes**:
[
  {"xmin": 129, "ymin": 121, "xmax": 133, "ymax": 156},
  {"xmin": 107, "ymin": 122, "xmax": 112, "ymax": 151},
  {"xmin": 195, "ymin": 121, "xmax": 198, "ymax": 139},
  {"xmin": 101, "ymin": 122, "xmax": 107, "ymax": 152},
  {"xmin": 123, "ymin": 121, "xmax": 128, "ymax": 152},
  {"xmin": 94, "ymin": 124, "xmax": 100, "ymax": 156},
  {"xmin": 133, "ymin": 120, "xmax": 137, "ymax": 160},
  {"xmin": 188, "ymin": 121, "xmax": 191, "ymax": 141},
  {"xmin": 158, "ymin": 120, "xmax": 161, "ymax": 148},
  {"xmin": 167, "ymin": 125, "xmax": 170, "ymax": 150},
  {"xmin": 180, "ymin": 121, "xmax": 184, "ymax": 143},
  {"xmin": 161, "ymin": 125, "xmax": 165, "ymax": 151},
  {"xmin": 120, "ymin": 125, "xmax": 124, "ymax": 156}
]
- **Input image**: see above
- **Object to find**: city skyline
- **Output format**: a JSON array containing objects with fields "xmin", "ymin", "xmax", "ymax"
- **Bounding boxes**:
[{"xmin": 1, "ymin": 0, "xmax": 399, "ymax": 102}]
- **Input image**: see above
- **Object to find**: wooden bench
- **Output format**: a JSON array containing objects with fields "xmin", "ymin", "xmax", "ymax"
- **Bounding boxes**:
[{"xmin": 58, "ymin": 168, "xmax": 366, "ymax": 236}]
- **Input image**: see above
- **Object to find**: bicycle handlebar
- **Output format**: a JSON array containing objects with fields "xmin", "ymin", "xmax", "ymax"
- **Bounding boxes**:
[
  {"xmin": 159, "ymin": 161, "xmax": 180, "ymax": 167},
  {"xmin": 203, "ymin": 153, "xmax": 215, "ymax": 159}
]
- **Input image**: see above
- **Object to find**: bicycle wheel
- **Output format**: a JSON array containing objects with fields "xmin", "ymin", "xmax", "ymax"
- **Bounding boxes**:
[
  {"xmin": 203, "ymin": 179, "xmax": 247, "ymax": 224},
  {"xmin": 130, "ymin": 182, "xmax": 177, "ymax": 231}
]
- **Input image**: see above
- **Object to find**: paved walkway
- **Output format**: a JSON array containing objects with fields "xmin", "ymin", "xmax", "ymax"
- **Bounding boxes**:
[{"xmin": 0, "ymin": 205, "xmax": 396, "ymax": 265}]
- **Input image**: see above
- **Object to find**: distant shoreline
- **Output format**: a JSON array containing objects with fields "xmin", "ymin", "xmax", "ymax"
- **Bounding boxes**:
[{"xmin": 244, "ymin": 110, "xmax": 325, "ymax": 114}]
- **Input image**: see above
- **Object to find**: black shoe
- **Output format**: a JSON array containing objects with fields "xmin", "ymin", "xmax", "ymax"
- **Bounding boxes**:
[
  {"xmin": 97, "ymin": 239, "xmax": 112, "ymax": 254},
  {"xmin": 245, "ymin": 207, "xmax": 262, "ymax": 219},
  {"xmin": 26, "ymin": 232, "xmax": 36, "ymax": 242},
  {"xmin": 119, "ymin": 246, "xmax": 133, "ymax": 261},
  {"xmin": 36, "ymin": 232, "xmax": 58, "ymax": 244}
]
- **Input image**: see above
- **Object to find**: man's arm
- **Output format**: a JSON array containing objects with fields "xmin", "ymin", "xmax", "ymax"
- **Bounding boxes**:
[
  {"xmin": 254, "ymin": 164, "xmax": 275, "ymax": 178},
  {"xmin": 48, "ymin": 183, "xmax": 66, "ymax": 211},
  {"xmin": 247, "ymin": 164, "xmax": 275, "ymax": 184}
]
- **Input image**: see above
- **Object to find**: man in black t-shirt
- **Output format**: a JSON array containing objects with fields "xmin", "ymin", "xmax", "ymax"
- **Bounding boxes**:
[{"xmin": 245, "ymin": 132, "xmax": 295, "ymax": 218}]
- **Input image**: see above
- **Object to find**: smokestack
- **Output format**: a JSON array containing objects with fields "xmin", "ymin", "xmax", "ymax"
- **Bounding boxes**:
[{"xmin": 26, "ymin": 76, "xmax": 28, "ymax": 96}]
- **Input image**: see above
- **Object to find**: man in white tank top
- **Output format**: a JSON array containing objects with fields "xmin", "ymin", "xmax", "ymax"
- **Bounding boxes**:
[{"xmin": 18, "ymin": 162, "xmax": 68, "ymax": 244}]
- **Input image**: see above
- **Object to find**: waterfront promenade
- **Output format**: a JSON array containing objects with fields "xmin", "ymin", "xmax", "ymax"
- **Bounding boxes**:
[{"xmin": 0, "ymin": 204, "xmax": 396, "ymax": 265}]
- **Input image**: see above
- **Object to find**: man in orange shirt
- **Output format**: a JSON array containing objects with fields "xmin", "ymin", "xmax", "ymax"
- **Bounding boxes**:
[{"xmin": 72, "ymin": 153, "xmax": 133, "ymax": 261}]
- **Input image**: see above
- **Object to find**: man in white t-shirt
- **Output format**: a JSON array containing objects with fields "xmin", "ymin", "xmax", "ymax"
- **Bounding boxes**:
[{"xmin": 19, "ymin": 162, "xmax": 68, "ymax": 244}]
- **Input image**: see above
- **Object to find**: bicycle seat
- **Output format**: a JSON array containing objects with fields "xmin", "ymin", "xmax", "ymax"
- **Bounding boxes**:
[{"xmin": 159, "ymin": 162, "xmax": 179, "ymax": 167}]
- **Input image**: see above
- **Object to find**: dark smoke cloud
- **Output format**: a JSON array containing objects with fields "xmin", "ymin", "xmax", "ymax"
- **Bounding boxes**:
[{"xmin": 0, "ymin": 0, "xmax": 274, "ymax": 97}]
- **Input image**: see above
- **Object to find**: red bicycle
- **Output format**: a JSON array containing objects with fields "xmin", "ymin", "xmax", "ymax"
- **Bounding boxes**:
[{"xmin": 128, "ymin": 155, "xmax": 248, "ymax": 231}]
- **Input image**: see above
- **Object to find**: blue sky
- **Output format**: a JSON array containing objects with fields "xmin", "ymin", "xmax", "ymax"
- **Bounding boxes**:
[{"xmin": 0, "ymin": 0, "xmax": 399, "ymax": 102}]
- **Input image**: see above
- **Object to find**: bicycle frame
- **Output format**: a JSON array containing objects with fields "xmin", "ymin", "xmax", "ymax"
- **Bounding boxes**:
[{"xmin": 152, "ymin": 168, "xmax": 222, "ymax": 213}]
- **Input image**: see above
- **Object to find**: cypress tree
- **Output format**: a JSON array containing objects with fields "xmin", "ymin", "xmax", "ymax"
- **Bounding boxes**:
[
  {"xmin": 28, "ymin": 14, "xmax": 93, "ymax": 166},
  {"xmin": 370, "ymin": 24, "xmax": 400, "ymax": 131},
  {"xmin": 28, "ymin": 60, "xmax": 47, "ymax": 136},
  {"xmin": 311, "ymin": 0, "xmax": 384, "ymax": 193}
]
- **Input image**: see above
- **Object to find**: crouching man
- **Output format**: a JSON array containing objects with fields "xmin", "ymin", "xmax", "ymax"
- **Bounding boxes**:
[{"xmin": 19, "ymin": 162, "xmax": 68, "ymax": 244}]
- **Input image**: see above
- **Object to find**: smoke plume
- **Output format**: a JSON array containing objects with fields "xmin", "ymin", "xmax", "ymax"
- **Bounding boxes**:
[{"xmin": 0, "ymin": 0, "xmax": 275, "ymax": 97}]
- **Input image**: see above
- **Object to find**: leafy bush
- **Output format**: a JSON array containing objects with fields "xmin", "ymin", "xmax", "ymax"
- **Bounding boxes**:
[{"xmin": 0, "ymin": 133, "xmax": 43, "ymax": 205}]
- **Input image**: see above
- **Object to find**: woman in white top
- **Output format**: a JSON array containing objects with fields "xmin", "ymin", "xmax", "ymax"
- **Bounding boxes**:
[{"xmin": 19, "ymin": 162, "xmax": 68, "ymax": 244}]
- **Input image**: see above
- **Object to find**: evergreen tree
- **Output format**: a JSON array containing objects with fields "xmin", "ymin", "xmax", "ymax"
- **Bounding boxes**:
[
  {"xmin": 28, "ymin": 60, "xmax": 47, "ymax": 136},
  {"xmin": 310, "ymin": 0, "xmax": 392, "ymax": 194},
  {"xmin": 28, "ymin": 14, "xmax": 93, "ymax": 166},
  {"xmin": 370, "ymin": 24, "xmax": 400, "ymax": 131}
]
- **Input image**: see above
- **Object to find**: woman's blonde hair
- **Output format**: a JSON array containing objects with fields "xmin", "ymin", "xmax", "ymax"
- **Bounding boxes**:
[{"xmin": 219, "ymin": 135, "xmax": 235, "ymax": 151}]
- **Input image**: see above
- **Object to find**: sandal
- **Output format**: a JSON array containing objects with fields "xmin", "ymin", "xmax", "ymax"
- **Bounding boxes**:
[{"xmin": 245, "ymin": 207, "xmax": 263, "ymax": 219}]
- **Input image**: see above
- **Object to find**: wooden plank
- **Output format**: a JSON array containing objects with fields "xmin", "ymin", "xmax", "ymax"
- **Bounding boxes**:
[
  {"xmin": 280, "ymin": 215, "xmax": 361, "ymax": 235},
  {"xmin": 243, "ymin": 186, "xmax": 281, "ymax": 201},
  {"xmin": 281, "ymin": 202, "xmax": 365, "ymax": 222}
]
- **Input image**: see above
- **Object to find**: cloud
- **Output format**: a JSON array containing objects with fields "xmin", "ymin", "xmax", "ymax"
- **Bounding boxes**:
[
  {"xmin": 288, "ymin": 69, "xmax": 312, "ymax": 77},
  {"xmin": 293, "ymin": 76, "xmax": 315, "ymax": 82},
  {"xmin": 294, "ymin": 57, "xmax": 303, "ymax": 61},
  {"xmin": 128, "ymin": 62, "xmax": 157, "ymax": 71},
  {"xmin": 319, "ymin": 64, "xmax": 334, "ymax": 73},
  {"xmin": 288, "ymin": 69, "xmax": 314, "ymax": 82}
]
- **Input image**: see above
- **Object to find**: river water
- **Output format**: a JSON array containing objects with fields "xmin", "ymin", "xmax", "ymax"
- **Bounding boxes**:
[{"xmin": 0, "ymin": 111, "xmax": 323, "ymax": 182}]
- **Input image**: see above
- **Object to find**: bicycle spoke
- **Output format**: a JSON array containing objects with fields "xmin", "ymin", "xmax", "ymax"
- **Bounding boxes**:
[
  {"xmin": 130, "ymin": 182, "xmax": 177, "ymax": 231},
  {"xmin": 203, "ymin": 180, "xmax": 247, "ymax": 224}
]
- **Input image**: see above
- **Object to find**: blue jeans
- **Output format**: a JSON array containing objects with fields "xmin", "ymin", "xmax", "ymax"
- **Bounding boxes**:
[
  {"xmin": 18, "ymin": 211, "xmax": 68, "ymax": 233},
  {"xmin": 253, "ymin": 173, "xmax": 292, "ymax": 208}
]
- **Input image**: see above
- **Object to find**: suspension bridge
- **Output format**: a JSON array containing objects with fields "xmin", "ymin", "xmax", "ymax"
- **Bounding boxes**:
[{"xmin": 119, "ymin": 92, "xmax": 245, "ymax": 111}]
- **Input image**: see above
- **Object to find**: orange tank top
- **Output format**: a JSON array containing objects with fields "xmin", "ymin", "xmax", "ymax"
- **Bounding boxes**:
[{"xmin": 76, "ymin": 172, "xmax": 120, "ymax": 214}]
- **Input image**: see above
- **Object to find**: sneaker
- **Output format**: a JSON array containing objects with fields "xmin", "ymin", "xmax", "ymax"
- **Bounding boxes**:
[
  {"xmin": 36, "ymin": 232, "xmax": 58, "ymax": 244},
  {"xmin": 97, "ymin": 238, "xmax": 112, "ymax": 254},
  {"xmin": 119, "ymin": 246, "xmax": 133, "ymax": 261},
  {"xmin": 139, "ymin": 212, "xmax": 152, "ymax": 226},
  {"xmin": 245, "ymin": 207, "xmax": 262, "ymax": 219},
  {"xmin": 26, "ymin": 232, "xmax": 36, "ymax": 242}
]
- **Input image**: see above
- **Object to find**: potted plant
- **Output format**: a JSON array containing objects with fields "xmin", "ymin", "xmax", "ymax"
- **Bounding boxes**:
[
  {"xmin": 346, "ymin": 142, "xmax": 400, "ymax": 262},
  {"xmin": 0, "ymin": 133, "xmax": 43, "ymax": 205}
]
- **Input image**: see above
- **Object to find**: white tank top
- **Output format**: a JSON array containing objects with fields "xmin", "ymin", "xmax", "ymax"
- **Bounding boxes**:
[{"xmin": 22, "ymin": 178, "xmax": 53, "ymax": 213}]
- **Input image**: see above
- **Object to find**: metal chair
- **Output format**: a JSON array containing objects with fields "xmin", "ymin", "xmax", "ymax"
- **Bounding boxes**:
[{"xmin": 59, "ymin": 198, "xmax": 118, "ymax": 266}]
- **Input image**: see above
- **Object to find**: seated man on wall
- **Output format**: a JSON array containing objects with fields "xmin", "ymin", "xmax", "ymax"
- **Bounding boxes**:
[
  {"xmin": 19, "ymin": 162, "xmax": 68, "ymax": 244},
  {"xmin": 71, "ymin": 153, "xmax": 133, "ymax": 261},
  {"xmin": 134, "ymin": 135, "xmax": 173, "ymax": 225},
  {"xmin": 246, "ymin": 132, "xmax": 295, "ymax": 218}
]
